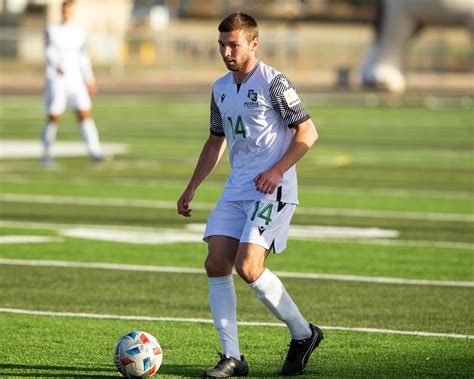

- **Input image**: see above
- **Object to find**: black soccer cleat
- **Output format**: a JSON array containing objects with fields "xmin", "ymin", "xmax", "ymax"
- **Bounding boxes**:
[
  {"xmin": 279, "ymin": 323, "xmax": 324, "ymax": 376},
  {"xmin": 202, "ymin": 353, "xmax": 249, "ymax": 378}
]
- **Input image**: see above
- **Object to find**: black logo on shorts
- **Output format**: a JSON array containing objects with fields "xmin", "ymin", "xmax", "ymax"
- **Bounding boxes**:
[
  {"xmin": 221, "ymin": 93, "xmax": 226, "ymax": 103},
  {"xmin": 258, "ymin": 226, "xmax": 266, "ymax": 235}
]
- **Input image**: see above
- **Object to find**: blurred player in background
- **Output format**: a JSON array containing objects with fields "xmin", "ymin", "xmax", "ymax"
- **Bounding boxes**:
[
  {"xmin": 177, "ymin": 12, "xmax": 322, "ymax": 378},
  {"xmin": 41, "ymin": 0, "xmax": 104, "ymax": 166}
]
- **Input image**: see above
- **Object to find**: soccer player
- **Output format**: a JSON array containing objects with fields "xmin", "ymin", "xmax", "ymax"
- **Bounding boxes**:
[
  {"xmin": 41, "ymin": 0, "xmax": 104, "ymax": 166},
  {"xmin": 177, "ymin": 12, "xmax": 322, "ymax": 378}
]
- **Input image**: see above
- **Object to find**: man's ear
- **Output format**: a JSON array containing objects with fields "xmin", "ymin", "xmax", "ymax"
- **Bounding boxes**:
[{"xmin": 251, "ymin": 37, "xmax": 259, "ymax": 52}]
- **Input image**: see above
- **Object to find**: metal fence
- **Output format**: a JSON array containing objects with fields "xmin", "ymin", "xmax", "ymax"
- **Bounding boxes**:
[{"xmin": 0, "ymin": 21, "xmax": 472, "ymax": 84}]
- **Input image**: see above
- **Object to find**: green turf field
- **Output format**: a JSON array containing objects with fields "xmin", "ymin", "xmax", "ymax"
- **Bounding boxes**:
[{"xmin": 0, "ymin": 94, "xmax": 473, "ymax": 377}]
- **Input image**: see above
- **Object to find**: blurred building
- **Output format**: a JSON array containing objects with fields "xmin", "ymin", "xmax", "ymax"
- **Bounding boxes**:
[
  {"xmin": 0, "ymin": 0, "xmax": 472, "ymax": 93},
  {"xmin": 1, "ymin": 0, "xmax": 131, "ymax": 64}
]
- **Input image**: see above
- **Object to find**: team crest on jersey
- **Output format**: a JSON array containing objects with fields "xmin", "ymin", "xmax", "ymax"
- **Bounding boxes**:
[
  {"xmin": 244, "ymin": 89, "xmax": 259, "ymax": 108},
  {"xmin": 247, "ymin": 89, "xmax": 258, "ymax": 101}
]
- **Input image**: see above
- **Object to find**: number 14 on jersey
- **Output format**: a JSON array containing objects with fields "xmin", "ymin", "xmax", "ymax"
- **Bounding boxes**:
[{"xmin": 227, "ymin": 115, "xmax": 247, "ymax": 139}]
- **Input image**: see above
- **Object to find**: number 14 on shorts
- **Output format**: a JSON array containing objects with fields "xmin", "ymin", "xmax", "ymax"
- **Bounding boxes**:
[{"xmin": 250, "ymin": 201, "xmax": 273, "ymax": 225}]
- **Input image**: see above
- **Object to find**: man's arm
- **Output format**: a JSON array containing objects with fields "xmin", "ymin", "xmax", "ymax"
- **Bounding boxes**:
[
  {"xmin": 254, "ymin": 118, "xmax": 318, "ymax": 194},
  {"xmin": 44, "ymin": 28, "xmax": 63, "ymax": 75},
  {"xmin": 79, "ymin": 37, "xmax": 97, "ymax": 95},
  {"xmin": 177, "ymin": 134, "xmax": 226, "ymax": 217}
]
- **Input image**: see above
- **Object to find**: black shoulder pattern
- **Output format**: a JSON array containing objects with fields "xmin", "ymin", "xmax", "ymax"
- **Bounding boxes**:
[
  {"xmin": 210, "ymin": 90, "xmax": 224, "ymax": 136},
  {"xmin": 269, "ymin": 73, "xmax": 310, "ymax": 128}
]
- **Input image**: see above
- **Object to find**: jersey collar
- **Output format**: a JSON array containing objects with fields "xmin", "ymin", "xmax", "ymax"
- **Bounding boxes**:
[{"xmin": 232, "ymin": 60, "xmax": 260, "ymax": 86}]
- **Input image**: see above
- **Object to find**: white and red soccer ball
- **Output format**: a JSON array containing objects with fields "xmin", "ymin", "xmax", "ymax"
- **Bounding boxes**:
[{"xmin": 114, "ymin": 331, "xmax": 163, "ymax": 378}]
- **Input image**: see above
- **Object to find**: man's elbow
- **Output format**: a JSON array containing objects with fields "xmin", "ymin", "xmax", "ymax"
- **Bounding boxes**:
[
  {"xmin": 307, "ymin": 123, "xmax": 318, "ymax": 148},
  {"xmin": 313, "ymin": 126, "xmax": 319, "ymax": 142},
  {"xmin": 295, "ymin": 119, "xmax": 318, "ymax": 148}
]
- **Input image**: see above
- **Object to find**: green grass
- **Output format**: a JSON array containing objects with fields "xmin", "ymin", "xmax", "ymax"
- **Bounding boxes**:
[
  {"xmin": 0, "ymin": 265, "xmax": 472, "ymax": 334},
  {"xmin": 1, "ymin": 314, "xmax": 472, "ymax": 378},
  {"xmin": 0, "ymin": 95, "xmax": 473, "ymax": 377},
  {"xmin": 0, "ymin": 229, "xmax": 472, "ymax": 281}
]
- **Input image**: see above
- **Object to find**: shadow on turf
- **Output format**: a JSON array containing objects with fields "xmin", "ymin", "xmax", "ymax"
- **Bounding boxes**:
[
  {"xmin": 0, "ymin": 363, "xmax": 207, "ymax": 378},
  {"xmin": 0, "ymin": 363, "xmax": 312, "ymax": 377},
  {"xmin": 160, "ymin": 364, "xmax": 313, "ymax": 378},
  {"xmin": 0, "ymin": 363, "xmax": 115, "ymax": 377}
]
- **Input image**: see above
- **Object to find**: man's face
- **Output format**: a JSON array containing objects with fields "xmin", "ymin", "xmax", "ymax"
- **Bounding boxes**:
[
  {"xmin": 218, "ymin": 29, "xmax": 258, "ymax": 72},
  {"xmin": 62, "ymin": 3, "xmax": 73, "ymax": 22}
]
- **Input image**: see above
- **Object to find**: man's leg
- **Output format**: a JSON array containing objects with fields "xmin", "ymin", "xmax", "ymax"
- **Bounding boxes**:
[
  {"xmin": 203, "ymin": 236, "xmax": 249, "ymax": 378},
  {"xmin": 205, "ymin": 235, "xmax": 240, "ymax": 360},
  {"xmin": 235, "ymin": 243, "xmax": 312, "ymax": 340},
  {"xmin": 42, "ymin": 79, "xmax": 67, "ymax": 166},
  {"xmin": 41, "ymin": 114, "xmax": 60, "ymax": 166},
  {"xmin": 77, "ymin": 109, "xmax": 104, "ymax": 161},
  {"xmin": 236, "ymin": 243, "xmax": 323, "ymax": 376}
]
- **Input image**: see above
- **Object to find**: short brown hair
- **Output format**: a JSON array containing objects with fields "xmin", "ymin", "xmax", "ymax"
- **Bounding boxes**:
[{"xmin": 218, "ymin": 12, "xmax": 258, "ymax": 42}]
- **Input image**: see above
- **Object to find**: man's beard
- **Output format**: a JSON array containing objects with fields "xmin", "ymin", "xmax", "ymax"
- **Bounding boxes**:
[
  {"xmin": 224, "ymin": 60, "xmax": 240, "ymax": 72},
  {"xmin": 224, "ymin": 55, "xmax": 249, "ymax": 72}
]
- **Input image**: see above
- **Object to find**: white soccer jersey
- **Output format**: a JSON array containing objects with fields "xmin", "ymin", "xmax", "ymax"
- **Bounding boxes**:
[
  {"xmin": 44, "ymin": 22, "xmax": 94, "ymax": 84},
  {"xmin": 210, "ymin": 61, "xmax": 310, "ymax": 204}
]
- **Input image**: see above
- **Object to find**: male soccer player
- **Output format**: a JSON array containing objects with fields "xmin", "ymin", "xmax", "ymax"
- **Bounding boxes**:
[
  {"xmin": 177, "ymin": 12, "xmax": 322, "ymax": 377},
  {"xmin": 41, "ymin": 0, "xmax": 103, "ymax": 166}
]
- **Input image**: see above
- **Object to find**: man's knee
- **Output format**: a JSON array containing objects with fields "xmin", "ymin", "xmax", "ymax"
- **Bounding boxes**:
[
  {"xmin": 235, "ymin": 260, "xmax": 263, "ymax": 283},
  {"xmin": 76, "ymin": 109, "xmax": 91, "ymax": 121},
  {"xmin": 204, "ymin": 255, "xmax": 232, "ymax": 277},
  {"xmin": 205, "ymin": 236, "xmax": 239, "ymax": 277},
  {"xmin": 49, "ymin": 115, "xmax": 61, "ymax": 123},
  {"xmin": 234, "ymin": 260, "xmax": 251, "ymax": 283},
  {"xmin": 235, "ymin": 245, "xmax": 268, "ymax": 283}
]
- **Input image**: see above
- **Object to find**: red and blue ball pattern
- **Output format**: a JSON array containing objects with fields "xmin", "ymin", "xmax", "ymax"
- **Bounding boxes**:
[{"xmin": 114, "ymin": 331, "xmax": 163, "ymax": 378}]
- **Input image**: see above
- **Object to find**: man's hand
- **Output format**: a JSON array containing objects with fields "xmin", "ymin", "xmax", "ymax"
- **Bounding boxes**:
[
  {"xmin": 253, "ymin": 119, "xmax": 318, "ymax": 196},
  {"xmin": 253, "ymin": 167, "xmax": 281, "ymax": 194},
  {"xmin": 177, "ymin": 187, "xmax": 195, "ymax": 217},
  {"xmin": 87, "ymin": 83, "xmax": 97, "ymax": 96}
]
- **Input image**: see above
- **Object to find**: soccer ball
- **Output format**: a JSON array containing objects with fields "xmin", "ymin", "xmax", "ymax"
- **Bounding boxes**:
[{"xmin": 114, "ymin": 331, "xmax": 163, "ymax": 378}]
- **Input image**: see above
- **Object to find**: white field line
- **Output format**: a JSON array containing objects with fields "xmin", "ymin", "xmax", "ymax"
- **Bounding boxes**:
[
  {"xmin": 0, "ymin": 193, "xmax": 216, "ymax": 211},
  {"xmin": 0, "ymin": 235, "xmax": 63, "ymax": 244},
  {"xmin": 298, "ymin": 185, "xmax": 474, "ymax": 200},
  {"xmin": 60, "ymin": 227, "xmax": 203, "ymax": 244},
  {"xmin": 0, "ymin": 220, "xmax": 472, "ymax": 251},
  {"xmin": 0, "ymin": 307, "xmax": 472, "ymax": 340},
  {"xmin": 59, "ymin": 224, "xmax": 398, "ymax": 243},
  {"xmin": 3, "ymin": 175, "xmax": 471, "ymax": 199},
  {"xmin": 322, "ymin": 238, "xmax": 473, "ymax": 251},
  {"xmin": 302, "ymin": 207, "xmax": 474, "ymax": 222},
  {"xmin": 1, "ymin": 193, "xmax": 473, "ymax": 222},
  {"xmin": 0, "ymin": 141, "xmax": 128, "ymax": 159},
  {"xmin": 1, "ymin": 258, "xmax": 473, "ymax": 288}
]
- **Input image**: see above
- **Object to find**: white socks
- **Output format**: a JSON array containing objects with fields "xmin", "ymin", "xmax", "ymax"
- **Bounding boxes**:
[
  {"xmin": 80, "ymin": 118, "xmax": 102, "ymax": 158},
  {"xmin": 249, "ymin": 268, "xmax": 312, "ymax": 340},
  {"xmin": 41, "ymin": 119, "xmax": 102, "ymax": 161},
  {"xmin": 208, "ymin": 270, "xmax": 311, "ymax": 361},
  {"xmin": 208, "ymin": 275, "xmax": 241, "ymax": 360},
  {"xmin": 41, "ymin": 121, "xmax": 58, "ymax": 158}
]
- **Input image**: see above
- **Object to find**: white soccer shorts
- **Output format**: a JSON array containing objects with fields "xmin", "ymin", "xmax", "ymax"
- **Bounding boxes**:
[
  {"xmin": 203, "ymin": 199, "xmax": 296, "ymax": 253},
  {"xmin": 44, "ymin": 78, "xmax": 92, "ymax": 115}
]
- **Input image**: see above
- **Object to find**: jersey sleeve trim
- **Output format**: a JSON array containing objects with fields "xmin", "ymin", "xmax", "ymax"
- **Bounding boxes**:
[
  {"xmin": 288, "ymin": 114, "xmax": 311, "ymax": 129},
  {"xmin": 269, "ymin": 73, "xmax": 310, "ymax": 128},
  {"xmin": 210, "ymin": 130, "xmax": 225, "ymax": 136}
]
